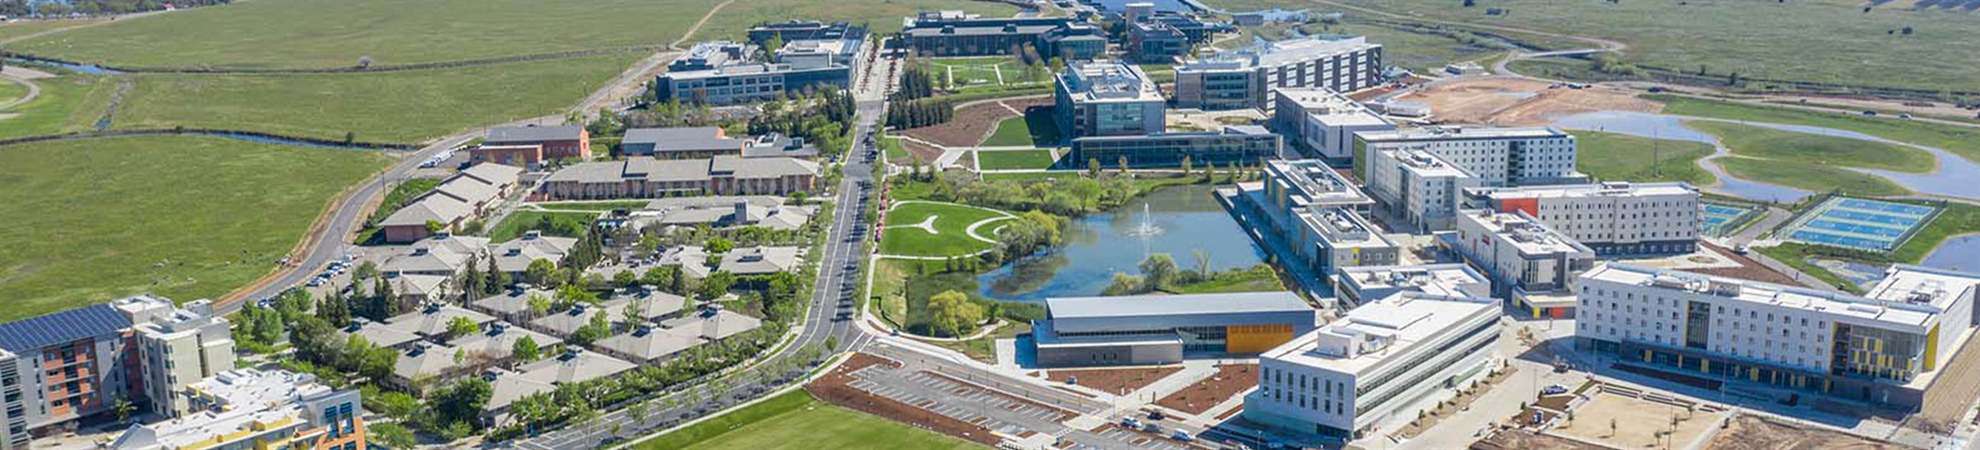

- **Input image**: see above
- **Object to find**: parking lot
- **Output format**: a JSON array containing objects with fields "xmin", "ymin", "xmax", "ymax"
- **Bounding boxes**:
[{"xmin": 838, "ymin": 355, "xmax": 1209, "ymax": 449}]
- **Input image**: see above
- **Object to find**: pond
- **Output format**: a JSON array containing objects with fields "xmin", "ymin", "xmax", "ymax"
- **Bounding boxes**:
[
  {"xmin": 975, "ymin": 184, "xmax": 1267, "ymax": 302},
  {"xmin": 1923, "ymin": 234, "xmax": 1980, "ymax": 272}
]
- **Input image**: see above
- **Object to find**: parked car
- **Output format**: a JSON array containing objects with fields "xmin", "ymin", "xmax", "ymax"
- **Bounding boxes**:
[
  {"xmin": 1120, "ymin": 417, "xmax": 1142, "ymax": 428},
  {"xmin": 1542, "ymin": 384, "xmax": 1568, "ymax": 396},
  {"xmin": 1141, "ymin": 422, "xmax": 1162, "ymax": 433},
  {"xmin": 1170, "ymin": 431, "xmax": 1193, "ymax": 442}
]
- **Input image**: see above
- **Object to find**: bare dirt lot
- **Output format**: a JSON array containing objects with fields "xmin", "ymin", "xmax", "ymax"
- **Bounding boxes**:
[
  {"xmin": 1551, "ymin": 391, "xmax": 1716, "ymax": 449},
  {"xmin": 1680, "ymin": 243, "xmax": 1803, "ymax": 286},
  {"xmin": 1706, "ymin": 415, "xmax": 1902, "ymax": 450},
  {"xmin": 1395, "ymin": 76, "xmax": 1660, "ymax": 126},
  {"xmin": 1045, "ymin": 366, "xmax": 1185, "ymax": 396},
  {"xmin": 1471, "ymin": 428, "xmax": 1608, "ymax": 450},
  {"xmin": 901, "ymin": 98, "xmax": 1048, "ymax": 148},
  {"xmin": 805, "ymin": 353, "xmax": 1002, "ymax": 446},
  {"xmin": 1156, "ymin": 364, "xmax": 1257, "ymax": 415}
]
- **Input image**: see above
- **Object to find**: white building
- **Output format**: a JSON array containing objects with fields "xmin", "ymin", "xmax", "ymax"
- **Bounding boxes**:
[
  {"xmin": 1355, "ymin": 126, "xmax": 1583, "ymax": 189},
  {"xmin": 1174, "ymin": 37, "xmax": 1383, "ymax": 110},
  {"xmin": 1574, "ymin": 264, "xmax": 1978, "ymax": 409},
  {"xmin": 109, "ymin": 369, "xmax": 364, "ymax": 450},
  {"xmin": 1449, "ymin": 210, "xmax": 1596, "ymax": 317},
  {"xmin": 1245, "ymin": 292, "xmax": 1500, "ymax": 439},
  {"xmin": 1364, "ymin": 148, "xmax": 1482, "ymax": 232},
  {"xmin": 115, "ymin": 297, "xmax": 237, "ymax": 419},
  {"xmin": 1465, "ymin": 182, "xmax": 1701, "ymax": 255},
  {"xmin": 1333, "ymin": 264, "xmax": 1492, "ymax": 308},
  {"xmin": 1054, "ymin": 60, "xmax": 1168, "ymax": 139},
  {"xmin": 1269, "ymin": 88, "xmax": 1394, "ymax": 161}
]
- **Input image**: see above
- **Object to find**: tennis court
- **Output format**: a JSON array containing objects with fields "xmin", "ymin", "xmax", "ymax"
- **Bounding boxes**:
[
  {"xmin": 1701, "ymin": 203, "xmax": 1758, "ymax": 237},
  {"xmin": 1781, "ymin": 197, "xmax": 1938, "ymax": 252}
]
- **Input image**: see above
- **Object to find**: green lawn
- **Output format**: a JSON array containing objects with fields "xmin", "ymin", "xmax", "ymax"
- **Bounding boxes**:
[
  {"xmin": 0, "ymin": 73, "xmax": 117, "ymax": 139},
  {"xmin": 1167, "ymin": 265, "xmax": 1286, "ymax": 294},
  {"xmin": 634, "ymin": 390, "xmax": 982, "ymax": 450},
  {"xmin": 1686, "ymin": 121, "xmax": 1934, "ymax": 173},
  {"xmin": 1714, "ymin": 157, "xmax": 1908, "ymax": 197},
  {"xmin": 0, "ymin": 79, "xmax": 28, "ymax": 105},
  {"xmin": 0, "ymin": 18, "xmax": 104, "ymax": 43},
  {"xmin": 975, "ymin": 149, "xmax": 1057, "ymax": 171},
  {"xmin": 1652, "ymin": 95, "xmax": 1980, "ymax": 164},
  {"xmin": 487, "ymin": 211, "xmax": 599, "ymax": 242},
  {"xmin": 879, "ymin": 202, "xmax": 1010, "ymax": 257},
  {"xmin": 0, "ymin": 136, "xmax": 390, "ymax": 321},
  {"xmin": 112, "ymin": 54, "xmax": 636, "ymax": 143},
  {"xmin": 1210, "ymin": 0, "xmax": 1980, "ymax": 92},
  {"xmin": 1892, "ymin": 202, "xmax": 1980, "ymax": 265},
  {"xmin": 688, "ymin": 0, "xmax": 1013, "ymax": 41},
  {"xmin": 13, "ymin": 0, "xmax": 716, "ymax": 69},
  {"xmin": 1572, "ymin": 130, "xmax": 1717, "ymax": 185}
]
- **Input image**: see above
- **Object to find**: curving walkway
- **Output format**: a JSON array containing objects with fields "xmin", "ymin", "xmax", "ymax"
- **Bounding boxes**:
[
  {"xmin": 0, "ymin": 75, "xmax": 38, "ymax": 111},
  {"xmin": 876, "ymin": 200, "xmax": 1017, "ymax": 260}
]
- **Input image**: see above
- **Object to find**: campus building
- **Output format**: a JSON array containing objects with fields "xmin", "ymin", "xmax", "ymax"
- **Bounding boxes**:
[
  {"xmin": 1030, "ymin": 292, "xmax": 1318, "ymax": 367},
  {"xmin": 539, "ymin": 156, "xmax": 819, "ymax": 200},
  {"xmin": 378, "ymin": 163, "xmax": 523, "ymax": 244},
  {"xmin": 620, "ymin": 127, "xmax": 816, "ymax": 159},
  {"xmin": 1574, "ymin": 264, "xmax": 1980, "ymax": 409},
  {"xmin": 1354, "ymin": 126, "xmax": 1583, "ymax": 188},
  {"xmin": 1244, "ymin": 291, "xmax": 1501, "ymax": 439},
  {"xmin": 1065, "ymin": 126, "xmax": 1283, "ymax": 168},
  {"xmin": 1449, "ymin": 209, "xmax": 1596, "ymax": 317},
  {"xmin": 1332, "ymin": 264, "xmax": 1491, "ymax": 309},
  {"xmin": 1240, "ymin": 161, "xmax": 1398, "ymax": 287},
  {"xmin": 1126, "ymin": 20, "xmax": 1191, "ymax": 63},
  {"xmin": 1268, "ymin": 87, "xmax": 1394, "ymax": 161},
  {"xmin": 653, "ymin": 31, "xmax": 866, "ymax": 105},
  {"xmin": 1054, "ymin": 60, "xmax": 1168, "ymax": 139},
  {"xmin": 1463, "ymin": 182, "xmax": 1701, "ymax": 256},
  {"xmin": 746, "ymin": 20, "xmax": 861, "ymax": 45},
  {"xmin": 1173, "ymin": 37, "xmax": 1383, "ymax": 111},
  {"xmin": 898, "ymin": 12, "xmax": 1105, "ymax": 60},
  {"xmin": 470, "ymin": 125, "xmax": 591, "ymax": 167},
  {"xmin": 0, "ymin": 296, "xmax": 234, "ymax": 448},
  {"xmin": 108, "ymin": 369, "xmax": 364, "ymax": 450},
  {"xmin": 1363, "ymin": 148, "xmax": 1482, "ymax": 233}
]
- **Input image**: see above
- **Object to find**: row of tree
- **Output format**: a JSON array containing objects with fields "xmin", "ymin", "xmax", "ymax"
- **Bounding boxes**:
[{"xmin": 884, "ymin": 97, "xmax": 955, "ymax": 129}]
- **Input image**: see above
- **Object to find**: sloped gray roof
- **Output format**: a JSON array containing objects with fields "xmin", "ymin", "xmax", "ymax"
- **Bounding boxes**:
[
  {"xmin": 624, "ymin": 127, "xmax": 741, "ymax": 153},
  {"xmin": 379, "ymin": 195, "xmax": 473, "ymax": 227},
  {"xmin": 458, "ymin": 163, "xmax": 523, "ymax": 187},
  {"xmin": 487, "ymin": 125, "xmax": 584, "ymax": 143}
]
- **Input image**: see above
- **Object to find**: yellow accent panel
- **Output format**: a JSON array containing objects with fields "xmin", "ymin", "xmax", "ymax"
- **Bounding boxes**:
[
  {"xmin": 1925, "ymin": 324, "xmax": 1940, "ymax": 371},
  {"xmin": 1227, "ymin": 324, "xmax": 1294, "ymax": 353}
]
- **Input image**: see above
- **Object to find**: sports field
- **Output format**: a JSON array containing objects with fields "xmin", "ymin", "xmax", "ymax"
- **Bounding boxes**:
[
  {"xmin": 1701, "ymin": 203, "xmax": 1758, "ymax": 237},
  {"xmin": 634, "ymin": 390, "xmax": 981, "ymax": 450},
  {"xmin": 880, "ymin": 202, "xmax": 1012, "ymax": 257},
  {"xmin": 1781, "ymin": 197, "xmax": 1937, "ymax": 252},
  {"xmin": 1572, "ymin": 130, "xmax": 1716, "ymax": 186},
  {"xmin": 0, "ymin": 136, "xmax": 390, "ymax": 321}
]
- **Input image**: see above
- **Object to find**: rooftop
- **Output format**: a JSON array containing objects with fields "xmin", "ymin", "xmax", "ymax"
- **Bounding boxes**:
[
  {"xmin": 1336, "ymin": 264, "xmax": 1490, "ymax": 298},
  {"xmin": 623, "ymin": 127, "xmax": 740, "ymax": 153},
  {"xmin": 487, "ymin": 125, "xmax": 584, "ymax": 143},
  {"xmin": 1299, "ymin": 207, "xmax": 1394, "ymax": 249},
  {"xmin": 1264, "ymin": 292, "xmax": 1497, "ymax": 375},
  {"xmin": 0, "ymin": 302, "xmax": 132, "ymax": 353},
  {"xmin": 1471, "ymin": 181, "xmax": 1697, "ymax": 200},
  {"xmin": 1274, "ymin": 87, "xmax": 1390, "ymax": 127},
  {"xmin": 1583, "ymin": 264, "xmax": 1961, "ymax": 331},
  {"xmin": 1060, "ymin": 60, "xmax": 1165, "ymax": 103},
  {"xmin": 1358, "ymin": 126, "xmax": 1570, "ymax": 142},
  {"xmin": 1457, "ymin": 210, "xmax": 1592, "ymax": 257},
  {"xmin": 1047, "ymin": 292, "xmax": 1310, "ymax": 320},
  {"xmin": 1194, "ymin": 36, "xmax": 1379, "ymax": 72},
  {"xmin": 1267, "ymin": 159, "xmax": 1372, "ymax": 209},
  {"xmin": 112, "ymin": 369, "xmax": 345, "ymax": 450},
  {"xmin": 1866, "ymin": 265, "xmax": 1980, "ymax": 309},
  {"xmin": 1389, "ymin": 148, "xmax": 1471, "ymax": 178}
]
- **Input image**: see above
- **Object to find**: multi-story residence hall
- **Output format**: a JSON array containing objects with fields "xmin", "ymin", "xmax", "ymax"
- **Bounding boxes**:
[
  {"xmin": 1173, "ymin": 36, "xmax": 1383, "ymax": 111},
  {"xmin": 1576, "ymin": 264, "xmax": 1980, "ymax": 409},
  {"xmin": 1245, "ymin": 291, "xmax": 1500, "ymax": 440},
  {"xmin": 1269, "ymin": 88, "xmax": 1394, "ymax": 161},
  {"xmin": 1363, "ymin": 148, "xmax": 1482, "ymax": 233},
  {"xmin": 0, "ymin": 296, "xmax": 234, "ymax": 448},
  {"xmin": 109, "ymin": 369, "xmax": 364, "ymax": 450},
  {"xmin": 1450, "ymin": 210, "xmax": 1596, "ymax": 318},
  {"xmin": 1029, "ymin": 292, "xmax": 1318, "ymax": 367},
  {"xmin": 898, "ymin": 12, "xmax": 1105, "ymax": 60},
  {"xmin": 1354, "ymin": 126, "xmax": 1583, "ymax": 188},
  {"xmin": 1464, "ymin": 182, "xmax": 1701, "ymax": 256},
  {"xmin": 1239, "ymin": 160, "xmax": 1397, "ymax": 292},
  {"xmin": 653, "ymin": 25, "xmax": 865, "ymax": 105},
  {"xmin": 1054, "ymin": 60, "xmax": 1168, "ymax": 139}
]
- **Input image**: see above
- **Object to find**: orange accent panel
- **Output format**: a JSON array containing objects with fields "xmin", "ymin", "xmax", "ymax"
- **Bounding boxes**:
[
  {"xmin": 1227, "ymin": 324, "xmax": 1295, "ymax": 354},
  {"xmin": 1500, "ymin": 197, "xmax": 1540, "ymax": 217}
]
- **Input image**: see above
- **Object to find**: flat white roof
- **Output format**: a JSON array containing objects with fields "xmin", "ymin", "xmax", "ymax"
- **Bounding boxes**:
[
  {"xmin": 1268, "ymin": 159, "xmax": 1371, "ymax": 207},
  {"xmin": 1865, "ymin": 264, "xmax": 1980, "ymax": 312},
  {"xmin": 1358, "ymin": 126, "xmax": 1569, "ymax": 142},
  {"xmin": 1300, "ymin": 207, "xmax": 1394, "ymax": 249},
  {"xmin": 1475, "ymin": 182, "xmax": 1697, "ymax": 200},
  {"xmin": 1264, "ymin": 293, "xmax": 1495, "ymax": 375},
  {"xmin": 1583, "ymin": 264, "xmax": 1952, "ymax": 330},
  {"xmin": 1274, "ymin": 87, "xmax": 1389, "ymax": 128},
  {"xmin": 1458, "ymin": 210, "xmax": 1590, "ymax": 256},
  {"xmin": 1337, "ymin": 264, "xmax": 1488, "ymax": 298},
  {"xmin": 1047, "ymin": 292, "xmax": 1309, "ymax": 319},
  {"xmin": 1387, "ymin": 149, "xmax": 1470, "ymax": 178},
  {"xmin": 1062, "ymin": 60, "xmax": 1165, "ymax": 103}
]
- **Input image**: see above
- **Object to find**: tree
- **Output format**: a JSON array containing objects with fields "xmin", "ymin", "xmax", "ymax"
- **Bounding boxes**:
[
  {"xmin": 428, "ymin": 378, "xmax": 493, "ymax": 428},
  {"xmin": 446, "ymin": 316, "xmax": 479, "ymax": 339},
  {"xmin": 460, "ymin": 258, "xmax": 485, "ymax": 302},
  {"xmin": 1117, "ymin": 155, "xmax": 1130, "ymax": 175},
  {"xmin": 642, "ymin": 266, "xmax": 678, "ymax": 291},
  {"xmin": 622, "ymin": 299, "xmax": 646, "ymax": 330},
  {"xmin": 706, "ymin": 237, "xmax": 735, "ymax": 253},
  {"xmin": 526, "ymin": 292, "xmax": 552, "ymax": 319},
  {"xmin": 571, "ymin": 311, "xmax": 612, "ymax": 346},
  {"xmin": 1180, "ymin": 155, "xmax": 1193, "ymax": 176},
  {"xmin": 526, "ymin": 258, "xmax": 559, "ymax": 287},
  {"xmin": 369, "ymin": 423, "xmax": 416, "ymax": 449},
  {"xmin": 513, "ymin": 335, "xmax": 542, "ymax": 362},
  {"xmin": 356, "ymin": 55, "xmax": 373, "ymax": 69},
  {"xmin": 1139, "ymin": 253, "xmax": 1179, "ymax": 291},
  {"xmin": 1088, "ymin": 157, "xmax": 1102, "ymax": 178},
  {"xmin": 113, "ymin": 396, "xmax": 135, "ymax": 422},
  {"xmin": 925, "ymin": 290, "xmax": 984, "ymax": 337},
  {"xmin": 700, "ymin": 271, "xmax": 737, "ymax": 300},
  {"xmin": 613, "ymin": 269, "xmax": 638, "ymax": 288},
  {"xmin": 1101, "ymin": 273, "xmax": 1146, "ymax": 296}
]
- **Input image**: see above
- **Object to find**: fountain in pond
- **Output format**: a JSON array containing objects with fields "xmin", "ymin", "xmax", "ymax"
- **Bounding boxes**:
[{"xmin": 1125, "ymin": 202, "xmax": 1163, "ymax": 237}]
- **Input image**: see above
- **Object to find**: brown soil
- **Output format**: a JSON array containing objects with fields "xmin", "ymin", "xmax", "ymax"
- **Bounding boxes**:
[
  {"xmin": 900, "ymin": 98, "xmax": 1048, "ymax": 148},
  {"xmin": 1396, "ymin": 76, "xmax": 1659, "ymax": 126},
  {"xmin": 1156, "ymin": 364, "xmax": 1257, "ymax": 415},
  {"xmin": 897, "ymin": 138, "xmax": 945, "ymax": 165},
  {"xmin": 1680, "ymin": 243, "xmax": 1802, "ymax": 286},
  {"xmin": 1470, "ymin": 428, "xmax": 1607, "ymax": 450},
  {"xmin": 1706, "ymin": 415, "xmax": 1902, "ymax": 450},
  {"xmin": 805, "ymin": 353, "xmax": 1002, "ymax": 446},
  {"xmin": 1045, "ymin": 366, "xmax": 1185, "ymax": 396}
]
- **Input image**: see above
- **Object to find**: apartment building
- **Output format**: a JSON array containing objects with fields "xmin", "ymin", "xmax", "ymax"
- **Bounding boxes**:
[
  {"xmin": 1465, "ymin": 182, "xmax": 1701, "ymax": 256},
  {"xmin": 1450, "ymin": 210, "xmax": 1597, "ymax": 317},
  {"xmin": 898, "ymin": 12, "xmax": 1105, "ymax": 60},
  {"xmin": 473, "ymin": 125, "xmax": 590, "ymax": 164},
  {"xmin": 1173, "ymin": 37, "xmax": 1383, "ymax": 110},
  {"xmin": 378, "ymin": 163, "xmax": 523, "ymax": 244},
  {"xmin": 109, "ymin": 369, "xmax": 364, "ymax": 450},
  {"xmin": 1354, "ymin": 126, "xmax": 1582, "ymax": 188},
  {"xmin": 1064, "ymin": 126, "xmax": 1283, "ymax": 168},
  {"xmin": 1245, "ymin": 292, "xmax": 1500, "ymax": 439},
  {"xmin": 540, "ymin": 156, "xmax": 819, "ymax": 200},
  {"xmin": 0, "ymin": 296, "xmax": 233, "ymax": 447},
  {"xmin": 1030, "ymin": 292, "xmax": 1318, "ymax": 367},
  {"xmin": 1363, "ymin": 148, "xmax": 1482, "ymax": 233},
  {"xmin": 1054, "ymin": 60, "xmax": 1168, "ymax": 139},
  {"xmin": 1333, "ymin": 264, "xmax": 1491, "ymax": 309},
  {"xmin": 1575, "ymin": 264, "xmax": 1979, "ymax": 409},
  {"xmin": 1268, "ymin": 87, "xmax": 1394, "ymax": 161}
]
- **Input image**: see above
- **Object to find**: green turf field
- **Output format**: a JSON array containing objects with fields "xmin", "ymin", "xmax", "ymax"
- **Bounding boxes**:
[
  {"xmin": 1573, "ymin": 130, "xmax": 1717, "ymax": 186},
  {"xmin": 880, "ymin": 202, "xmax": 1011, "ymax": 257},
  {"xmin": 1651, "ymin": 95, "xmax": 1980, "ymax": 164},
  {"xmin": 0, "ymin": 73, "xmax": 117, "ymax": 139},
  {"xmin": 111, "ymin": 54, "xmax": 636, "ymax": 143},
  {"xmin": 0, "ymin": 136, "xmax": 390, "ymax": 321},
  {"xmin": 975, "ymin": 149, "xmax": 1057, "ymax": 171},
  {"xmin": 1687, "ymin": 121, "xmax": 1933, "ymax": 173},
  {"xmin": 981, "ymin": 117, "xmax": 1035, "ymax": 147},
  {"xmin": 688, "ymin": 0, "xmax": 1014, "ymax": 41},
  {"xmin": 1714, "ymin": 157, "xmax": 1908, "ymax": 197},
  {"xmin": 633, "ymin": 390, "xmax": 982, "ymax": 450}
]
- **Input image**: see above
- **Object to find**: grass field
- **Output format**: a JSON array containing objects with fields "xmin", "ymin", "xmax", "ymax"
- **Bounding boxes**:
[
  {"xmin": 0, "ymin": 18, "xmax": 104, "ymax": 43},
  {"xmin": 0, "ymin": 73, "xmax": 116, "ymax": 139},
  {"xmin": 1167, "ymin": 265, "xmax": 1285, "ymax": 294},
  {"xmin": 687, "ymin": 0, "xmax": 1014, "ymax": 41},
  {"xmin": 13, "ymin": 0, "xmax": 716, "ymax": 68},
  {"xmin": 1687, "ymin": 121, "xmax": 1934, "ymax": 173},
  {"xmin": 974, "ymin": 149, "xmax": 1057, "ymax": 171},
  {"xmin": 488, "ymin": 211, "xmax": 599, "ymax": 242},
  {"xmin": 1651, "ymin": 95, "xmax": 1980, "ymax": 164},
  {"xmin": 0, "ymin": 136, "xmax": 389, "ymax": 321},
  {"xmin": 1210, "ymin": 0, "xmax": 1980, "ymax": 92},
  {"xmin": 0, "ymin": 79, "xmax": 27, "ymax": 105},
  {"xmin": 633, "ymin": 390, "xmax": 980, "ymax": 450},
  {"xmin": 1715, "ymin": 157, "xmax": 1908, "ymax": 197},
  {"xmin": 1573, "ymin": 130, "xmax": 1717, "ymax": 186},
  {"xmin": 980, "ymin": 110, "xmax": 1059, "ymax": 147},
  {"xmin": 1893, "ymin": 202, "xmax": 1980, "ymax": 265},
  {"xmin": 112, "ymin": 54, "xmax": 636, "ymax": 143},
  {"xmin": 880, "ymin": 202, "xmax": 1010, "ymax": 257}
]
